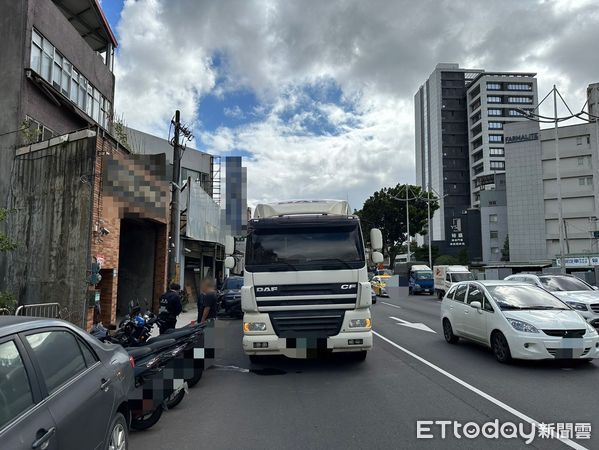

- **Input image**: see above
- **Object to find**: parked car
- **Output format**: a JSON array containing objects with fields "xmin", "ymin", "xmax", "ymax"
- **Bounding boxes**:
[
  {"xmin": 504, "ymin": 274, "xmax": 599, "ymax": 328},
  {"xmin": 441, "ymin": 280, "xmax": 599, "ymax": 363},
  {"xmin": 219, "ymin": 276, "xmax": 244, "ymax": 317},
  {"xmin": 0, "ymin": 316, "xmax": 134, "ymax": 450},
  {"xmin": 370, "ymin": 276, "xmax": 389, "ymax": 297}
]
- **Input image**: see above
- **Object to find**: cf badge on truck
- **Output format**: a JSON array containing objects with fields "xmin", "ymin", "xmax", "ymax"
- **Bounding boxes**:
[{"xmin": 340, "ymin": 284, "xmax": 356, "ymax": 290}]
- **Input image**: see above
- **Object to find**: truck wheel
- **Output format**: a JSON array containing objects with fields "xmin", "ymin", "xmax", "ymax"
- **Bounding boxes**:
[{"xmin": 350, "ymin": 351, "xmax": 367, "ymax": 362}]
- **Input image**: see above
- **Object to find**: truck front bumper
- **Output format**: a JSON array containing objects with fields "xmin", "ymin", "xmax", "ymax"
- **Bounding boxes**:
[{"xmin": 243, "ymin": 331, "xmax": 373, "ymax": 358}]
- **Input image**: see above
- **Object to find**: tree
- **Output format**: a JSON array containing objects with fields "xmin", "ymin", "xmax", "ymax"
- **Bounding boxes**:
[
  {"xmin": 413, "ymin": 244, "xmax": 439, "ymax": 264},
  {"xmin": 457, "ymin": 248, "xmax": 469, "ymax": 265},
  {"xmin": 501, "ymin": 235, "xmax": 510, "ymax": 262},
  {"xmin": 435, "ymin": 254, "xmax": 458, "ymax": 265},
  {"xmin": 0, "ymin": 208, "xmax": 18, "ymax": 312},
  {"xmin": 356, "ymin": 184, "xmax": 439, "ymax": 264}
]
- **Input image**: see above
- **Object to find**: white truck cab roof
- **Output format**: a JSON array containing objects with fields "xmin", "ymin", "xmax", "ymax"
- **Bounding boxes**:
[
  {"xmin": 411, "ymin": 265, "xmax": 431, "ymax": 271},
  {"xmin": 254, "ymin": 200, "xmax": 352, "ymax": 219}
]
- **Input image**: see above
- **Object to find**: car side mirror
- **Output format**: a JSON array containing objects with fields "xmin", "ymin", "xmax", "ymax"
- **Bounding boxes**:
[
  {"xmin": 470, "ymin": 301, "xmax": 482, "ymax": 311},
  {"xmin": 372, "ymin": 251, "xmax": 383, "ymax": 264}
]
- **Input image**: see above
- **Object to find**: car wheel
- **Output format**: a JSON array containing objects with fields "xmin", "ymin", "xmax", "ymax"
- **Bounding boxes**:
[
  {"xmin": 131, "ymin": 407, "xmax": 163, "ymax": 431},
  {"xmin": 187, "ymin": 369, "xmax": 203, "ymax": 388},
  {"xmin": 349, "ymin": 351, "xmax": 367, "ymax": 362},
  {"xmin": 165, "ymin": 388, "xmax": 186, "ymax": 410},
  {"xmin": 491, "ymin": 331, "xmax": 512, "ymax": 364},
  {"xmin": 107, "ymin": 412, "xmax": 128, "ymax": 450},
  {"xmin": 442, "ymin": 319, "xmax": 459, "ymax": 344}
]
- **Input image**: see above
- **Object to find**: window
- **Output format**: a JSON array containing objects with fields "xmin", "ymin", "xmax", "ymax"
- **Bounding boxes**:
[
  {"xmin": 487, "ymin": 96, "xmax": 502, "ymax": 103},
  {"xmin": 587, "ymin": 176, "xmax": 593, "ymax": 186},
  {"xmin": 507, "ymin": 96, "xmax": 533, "ymax": 104},
  {"xmin": 578, "ymin": 156, "xmax": 585, "ymax": 166},
  {"xmin": 77, "ymin": 340, "xmax": 98, "ymax": 367},
  {"xmin": 446, "ymin": 285, "xmax": 458, "ymax": 300},
  {"xmin": 490, "ymin": 161, "xmax": 505, "ymax": 170},
  {"xmin": 453, "ymin": 284, "xmax": 468, "ymax": 303},
  {"xmin": 29, "ymin": 28, "xmax": 111, "ymax": 128},
  {"xmin": 473, "ymin": 164, "xmax": 484, "ymax": 175},
  {"xmin": 26, "ymin": 331, "xmax": 87, "ymax": 393},
  {"xmin": 491, "ymin": 247, "xmax": 500, "ymax": 254},
  {"xmin": 490, "ymin": 147, "xmax": 504, "ymax": 156},
  {"xmin": 488, "ymin": 122, "xmax": 503, "ymax": 129},
  {"xmin": 23, "ymin": 116, "xmax": 54, "ymax": 144},
  {"xmin": 490, "ymin": 230, "xmax": 498, "ymax": 239},
  {"xmin": 489, "ymin": 134, "xmax": 503, "ymax": 143},
  {"xmin": 579, "ymin": 176, "xmax": 592, "ymax": 186},
  {"xmin": 508, "ymin": 109, "xmax": 525, "ymax": 116},
  {"xmin": 487, "ymin": 82, "xmax": 501, "ymax": 91},
  {"xmin": 489, "ymin": 214, "xmax": 498, "ymax": 223},
  {"xmin": 0, "ymin": 341, "xmax": 34, "ymax": 429},
  {"xmin": 579, "ymin": 177, "xmax": 586, "ymax": 186},
  {"xmin": 466, "ymin": 284, "xmax": 486, "ymax": 307},
  {"xmin": 488, "ymin": 109, "xmax": 502, "ymax": 116},
  {"xmin": 507, "ymin": 83, "xmax": 532, "ymax": 91}
]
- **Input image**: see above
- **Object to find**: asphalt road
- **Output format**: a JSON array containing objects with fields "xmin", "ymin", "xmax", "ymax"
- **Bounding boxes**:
[{"xmin": 130, "ymin": 289, "xmax": 597, "ymax": 450}]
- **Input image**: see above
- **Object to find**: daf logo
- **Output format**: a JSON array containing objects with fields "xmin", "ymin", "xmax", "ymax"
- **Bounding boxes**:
[
  {"xmin": 256, "ymin": 286, "xmax": 278, "ymax": 292},
  {"xmin": 340, "ymin": 284, "xmax": 356, "ymax": 290}
]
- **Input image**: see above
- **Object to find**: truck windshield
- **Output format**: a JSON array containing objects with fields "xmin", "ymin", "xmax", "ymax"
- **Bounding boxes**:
[
  {"xmin": 451, "ymin": 273, "xmax": 473, "ymax": 282},
  {"xmin": 415, "ymin": 271, "xmax": 433, "ymax": 280},
  {"xmin": 246, "ymin": 223, "xmax": 365, "ymax": 272}
]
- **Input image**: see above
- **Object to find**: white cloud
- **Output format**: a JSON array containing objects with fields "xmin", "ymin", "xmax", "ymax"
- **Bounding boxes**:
[{"xmin": 114, "ymin": 0, "xmax": 599, "ymax": 208}]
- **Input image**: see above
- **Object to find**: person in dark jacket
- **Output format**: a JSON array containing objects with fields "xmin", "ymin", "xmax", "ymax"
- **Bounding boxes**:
[
  {"xmin": 158, "ymin": 282, "xmax": 183, "ymax": 334},
  {"xmin": 197, "ymin": 278, "xmax": 218, "ymax": 324}
]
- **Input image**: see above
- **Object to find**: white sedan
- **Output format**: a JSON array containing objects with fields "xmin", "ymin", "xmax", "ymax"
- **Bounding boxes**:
[{"xmin": 441, "ymin": 280, "xmax": 599, "ymax": 363}]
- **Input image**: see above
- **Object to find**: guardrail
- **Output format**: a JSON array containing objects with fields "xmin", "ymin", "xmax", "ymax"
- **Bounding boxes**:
[
  {"xmin": 15, "ymin": 303, "xmax": 61, "ymax": 319},
  {"xmin": 0, "ymin": 308, "xmax": 11, "ymax": 316}
]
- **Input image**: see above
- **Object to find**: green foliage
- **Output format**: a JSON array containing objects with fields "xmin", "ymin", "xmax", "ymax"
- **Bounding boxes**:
[
  {"xmin": 435, "ymin": 254, "xmax": 458, "ymax": 265},
  {"xmin": 356, "ymin": 184, "xmax": 439, "ymax": 264},
  {"xmin": 20, "ymin": 119, "xmax": 41, "ymax": 145},
  {"xmin": 0, "ymin": 292, "xmax": 16, "ymax": 313},
  {"xmin": 413, "ymin": 244, "xmax": 439, "ymax": 263},
  {"xmin": 501, "ymin": 235, "xmax": 510, "ymax": 262},
  {"xmin": 0, "ymin": 208, "xmax": 17, "ymax": 252},
  {"xmin": 113, "ymin": 113, "xmax": 132, "ymax": 152}
]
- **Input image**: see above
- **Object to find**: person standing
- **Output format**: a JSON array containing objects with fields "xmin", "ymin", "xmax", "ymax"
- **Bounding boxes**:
[
  {"xmin": 197, "ymin": 278, "xmax": 218, "ymax": 325},
  {"xmin": 158, "ymin": 282, "xmax": 183, "ymax": 334}
]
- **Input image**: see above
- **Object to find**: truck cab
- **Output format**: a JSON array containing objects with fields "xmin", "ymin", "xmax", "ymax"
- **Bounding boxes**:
[
  {"xmin": 240, "ymin": 200, "xmax": 382, "ymax": 361},
  {"xmin": 433, "ymin": 265, "xmax": 473, "ymax": 299},
  {"xmin": 408, "ymin": 265, "xmax": 434, "ymax": 295}
]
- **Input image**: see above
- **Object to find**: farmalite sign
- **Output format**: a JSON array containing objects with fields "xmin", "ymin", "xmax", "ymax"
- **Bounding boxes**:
[{"xmin": 505, "ymin": 133, "xmax": 539, "ymax": 144}]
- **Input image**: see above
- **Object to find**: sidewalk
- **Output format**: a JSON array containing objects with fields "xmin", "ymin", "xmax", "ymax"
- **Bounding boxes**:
[{"xmin": 149, "ymin": 304, "xmax": 198, "ymax": 338}]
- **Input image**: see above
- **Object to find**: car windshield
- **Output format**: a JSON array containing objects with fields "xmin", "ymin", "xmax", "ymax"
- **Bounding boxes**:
[
  {"xmin": 415, "ymin": 271, "xmax": 433, "ymax": 280},
  {"xmin": 223, "ymin": 278, "xmax": 243, "ymax": 290},
  {"xmin": 451, "ymin": 272, "xmax": 473, "ymax": 282},
  {"xmin": 246, "ymin": 223, "xmax": 365, "ymax": 271},
  {"xmin": 487, "ymin": 285, "xmax": 569, "ymax": 310},
  {"xmin": 538, "ymin": 276, "xmax": 592, "ymax": 292}
]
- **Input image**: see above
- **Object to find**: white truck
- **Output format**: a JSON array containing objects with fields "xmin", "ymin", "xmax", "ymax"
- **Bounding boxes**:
[
  {"xmin": 433, "ymin": 265, "xmax": 473, "ymax": 299},
  {"xmin": 240, "ymin": 200, "xmax": 383, "ymax": 362}
]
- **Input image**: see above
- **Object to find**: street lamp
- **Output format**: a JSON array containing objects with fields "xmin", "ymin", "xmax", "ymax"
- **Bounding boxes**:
[{"xmin": 392, "ymin": 185, "xmax": 422, "ymax": 263}]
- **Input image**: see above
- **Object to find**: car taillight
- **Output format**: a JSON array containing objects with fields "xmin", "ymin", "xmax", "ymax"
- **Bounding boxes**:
[{"xmin": 129, "ymin": 356, "xmax": 135, "ymax": 368}]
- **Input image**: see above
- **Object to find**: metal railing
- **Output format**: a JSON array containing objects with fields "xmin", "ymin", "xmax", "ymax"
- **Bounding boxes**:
[
  {"xmin": 15, "ymin": 303, "xmax": 61, "ymax": 319},
  {"xmin": 0, "ymin": 308, "xmax": 11, "ymax": 316}
]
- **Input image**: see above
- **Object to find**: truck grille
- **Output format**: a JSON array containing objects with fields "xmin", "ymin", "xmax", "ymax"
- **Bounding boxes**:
[
  {"xmin": 590, "ymin": 303, "xmax": 599, "ymax": 313},
  {"xmin": 268, "ymin": 310, "xmax": 345, "ymax": 338},
  {"xmin": 542, "ymin": 329, "xmax": 586, "ymax": 338},
  {"xmin": 255, "ymin": 283, "xmax": 358, "ymax": 311}
]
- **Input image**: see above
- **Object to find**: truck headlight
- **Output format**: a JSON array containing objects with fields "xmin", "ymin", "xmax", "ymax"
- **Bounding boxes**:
[
  {"xmin": 566, "ymin": 301, "xmax": 588, "ymax": 311},
  {"xmin": 349, "ymin": 318, "xmax": 371, "ymax": 329},
  {"xmin": 507, "ymin": 318, "xmax": 539, "ymax": 333},
  {"xmin": 243, "ymin": 322, "xmax": 267, "ymax": 332}
]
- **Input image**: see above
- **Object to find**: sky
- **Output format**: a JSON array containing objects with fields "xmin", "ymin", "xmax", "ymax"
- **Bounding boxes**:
[{"xmin": 100, "ymin": 0, "xmax": 599, "ymax": 209}]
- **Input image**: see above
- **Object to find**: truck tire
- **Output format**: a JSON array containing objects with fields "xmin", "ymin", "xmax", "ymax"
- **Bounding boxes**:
[{"xmin": 350, "ymin": 351, "xmax": 367, "ymax": 362}]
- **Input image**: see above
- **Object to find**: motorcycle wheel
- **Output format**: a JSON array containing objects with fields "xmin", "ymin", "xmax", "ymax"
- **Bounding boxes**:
[
  {"xmin": 165, "ymin": 389, "xmax": 186, "ymax": 409},
  {"xmin": 130, "ymin": 407, "xmax": 163, "ymax": 431},
  {"xmin": 187, "ymin": 369, "xmax": 203, "ymax": 388}
]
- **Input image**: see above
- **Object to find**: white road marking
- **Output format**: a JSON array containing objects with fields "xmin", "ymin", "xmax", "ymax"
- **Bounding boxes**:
[
  {"xmin": 389, "ymin": 316, "xmax": 436, "ymax": 333},
  {"xmin": 372, "ymin": 330, "xmax": 587, "ymax": 450},
  {"xmin": 381, "ymin": 301, "xmax": 401, "ymax": 309}
]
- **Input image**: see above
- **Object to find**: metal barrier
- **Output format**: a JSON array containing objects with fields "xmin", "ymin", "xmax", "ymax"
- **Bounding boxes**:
[
  {"xmin": 0, "ymin": 308, "xmax": 11, "ymax": 316},
  {"xmin": 15, "ymin": 303, "xmax": 61, "ymax": 319}
]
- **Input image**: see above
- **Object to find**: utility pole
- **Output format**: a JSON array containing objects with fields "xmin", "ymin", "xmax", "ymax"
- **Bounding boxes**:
[
  {"xmin": 553, "ymin": 86, "xmax": 566, "ymax": 274},
  {"xmin": 405, "ymin": 184, "xmax": 411, "ymax": 262},
  {"xmin": 168, "ymin": 110, "xmax": 182, "ymax": 283}
]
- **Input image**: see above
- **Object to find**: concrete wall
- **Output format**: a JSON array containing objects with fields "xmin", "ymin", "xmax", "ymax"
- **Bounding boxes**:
[
  {"xmin": 505, "ymin": 121, "xmax": 546, "ymax": 261},
  {"xmin": 480, "ymin": 174, "xmax": 508, "ymax": 262},
  {"xmin": 2, "ymin": 136, "xmax": 95, "ymax": 324}
]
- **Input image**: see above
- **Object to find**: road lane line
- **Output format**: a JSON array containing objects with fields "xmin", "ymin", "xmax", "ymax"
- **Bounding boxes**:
[
  {"xmin": 381, "ymin": 301, "xmax": 401, "ymax": 309},
  {"xmin": 372, "ymin": 330, "xmax": 587, "ymax": 450}
]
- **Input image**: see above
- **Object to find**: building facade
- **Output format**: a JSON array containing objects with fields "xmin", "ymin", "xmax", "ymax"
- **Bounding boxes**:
[
  {"xmin": 504, "ymin": 116, "xmax": 599, "ymax": 261},
  {"xmin": 0, "ymin": 0, "xmax": 117, "ymax": 207},
  {"xmin": 466, "ymin": 73, "xmax": 538, "ymax": 207},
  {"xmin": 415, "ymin": 63, "xmax": 483, "ymax": 258},
  {"xmin": 479, "ymin": 173, "xmax": 508, "ymax": 262},
  {"xmin": 224, "ymin": 157, "xmax": 248, "ymax": 237}
]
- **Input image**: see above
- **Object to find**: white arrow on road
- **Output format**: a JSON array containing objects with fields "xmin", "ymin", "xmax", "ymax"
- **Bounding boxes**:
[{"xmin": 389, "ymin": 316, "xmax": 436, "ymax": 333}]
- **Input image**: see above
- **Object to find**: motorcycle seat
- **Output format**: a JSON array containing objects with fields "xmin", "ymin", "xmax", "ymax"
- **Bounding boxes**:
[{"xmin": 146, "ymin": 329, "xmax": 195, "ymax": 344}]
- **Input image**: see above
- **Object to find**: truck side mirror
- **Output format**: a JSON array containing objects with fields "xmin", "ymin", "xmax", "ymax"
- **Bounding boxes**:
[
  {"xmin": 224, "ymin": 256, "xmax": 235, "ymax": 269},
  {"xmin": 372, "ymin": 251, "xmax": 383, "ymax": 264},
  {"xmin": 370, "ymin": 229, "xmax": 383, "ymax": 251},
  {"xmin": 225, "ymin": 236, "xmax": 235, "ymax": 255}
]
